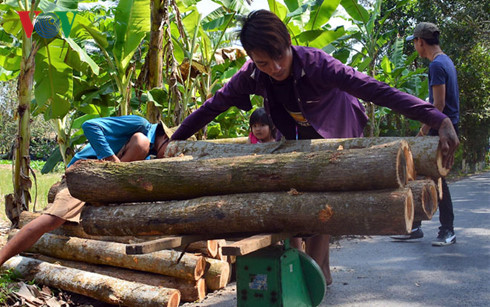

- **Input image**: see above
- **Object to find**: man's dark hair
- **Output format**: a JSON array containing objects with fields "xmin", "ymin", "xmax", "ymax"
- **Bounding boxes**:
[
  {"xmin": 239, "ymin": 10, "xmax": 291, "ymax": 59},
  {"xmin": 420, "ymin": 32, "xmax": 440, "ymax": 46}
]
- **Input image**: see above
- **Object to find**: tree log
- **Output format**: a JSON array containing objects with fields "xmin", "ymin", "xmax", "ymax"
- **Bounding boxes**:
[
  {"xmin": 80, "ymin": 189, "xmax": 413, "ymax": 236},
  {"xmin": 215, "ymin": 239, "xmax": 228, "ymax": 261},
  {"xmin": 204, "ymin": 258, "xmax": 231, "ymax": 291},
  {"xmin": 2, "ymin": 255, "xmax": 180, "ymax": 306},
  {"xmin": 18, "ymin": 211, "xmax": 160, "ymax": 244},
  {"xmin": 31, "ymin": 254, "xmax": 205, "ymax": 302},
  {"xmin": 177, "ymin": 240, "xmax": 220, "ymax": 258},
  {"xmin": 205, "ymin": 137, "xmax": 248, "ymax": 144},
  {"xmin": 9, "ymin": 230, "xmax": 206, "ymax": 280},
  {"xmin": 66, "ymin": 141, "xmax": 409, "ymax": 203},
  {"xmin": 47, "ymin": 180, "xmax": 63, "ymax": 203},
  {"xmin": 407, "ymin": 180, "xmax": 438, "ymax": 221},
  {"xmin": 166, "ymin": 136, "xmax": 446, "ymax": 178}
]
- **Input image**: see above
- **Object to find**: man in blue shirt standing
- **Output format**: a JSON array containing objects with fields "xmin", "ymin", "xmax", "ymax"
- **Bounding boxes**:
[
  {"xmin": 393, "ymin": 22, "xmax": 459, "ymax": 246},
  {"xmin": 0, "ymin": 115, "xmax": 173, "ymax": 266}
]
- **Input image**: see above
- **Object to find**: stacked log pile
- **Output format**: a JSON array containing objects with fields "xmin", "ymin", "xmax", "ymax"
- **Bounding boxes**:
[{"xmin": 5, "ymin": 137, "xmax": 444, "ymax": 306}]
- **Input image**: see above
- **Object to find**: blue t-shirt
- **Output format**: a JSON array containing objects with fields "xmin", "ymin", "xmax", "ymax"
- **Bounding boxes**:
[
  {"xmin": 428, "ymin": 54, "xmax": 460, "ymax": 124},
  {"xmin": 67, "ymin": 115, "xmax": 158, "ymax": 167}
]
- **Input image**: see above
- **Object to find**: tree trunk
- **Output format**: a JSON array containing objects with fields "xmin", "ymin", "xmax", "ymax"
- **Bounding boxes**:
[
  {"xmin": 80, "ymin": 189, "xmax": 413, "ymax": 237},
  {"xmin": 18, "ymin": 211, "xmax": 160, "ymax": 244},
  {"xmin": 32, "ymin": 254, "xmax": 205, "ymax": 302},
  {"xmin": 204, "ymin": 258, "xmax": 231, "ymax": 291},
  {"xmin": 9, "ymin": 230, "xmax": 206, "ymax": 281},
  {"xmin": 166, "ymin": 136, "xmax": 446, "ymax": 178},
  {"xmin": 146, "ymin": 0, "xmax": 164, "ymax": 123},
  {"xmin": 66, "ymin": 140, "xmax": 409, "ymax": 203},
  {"xmin": 9, "ymin": 39, "xmax": 40, "ymax": 225},
  {"xmin": 408, "ymin": 180, "xmax": 438, "ymax": 221},
  {"xmin": 3, "ymin": 256, "xmax": 180, "ymax": 306}
]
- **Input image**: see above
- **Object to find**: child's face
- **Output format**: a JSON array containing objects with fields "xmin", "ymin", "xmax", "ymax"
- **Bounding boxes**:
[{"xmin": 251, "ymin": 122, "xmax": 272, "ymax": 142}]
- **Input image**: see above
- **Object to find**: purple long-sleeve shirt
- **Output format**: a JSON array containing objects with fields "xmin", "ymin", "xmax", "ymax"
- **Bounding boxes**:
[{"xmin": 172, "ymin": 45, "xmax": 447, "ymax": 140}]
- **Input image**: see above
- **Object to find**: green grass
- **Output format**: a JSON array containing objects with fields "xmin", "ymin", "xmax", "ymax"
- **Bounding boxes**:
[{"xmin": 0, "ymin": 160, "xmax": 63, "ymax": 222}]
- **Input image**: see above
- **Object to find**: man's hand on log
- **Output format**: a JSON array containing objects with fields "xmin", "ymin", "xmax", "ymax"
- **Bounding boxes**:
[
  {"xmin": 438, "ymin": 118, "xmax": 459, "ymax": 169},
  {"xmin": 103, "ymin": 155, "xmax": 121, "ymax": 163}
]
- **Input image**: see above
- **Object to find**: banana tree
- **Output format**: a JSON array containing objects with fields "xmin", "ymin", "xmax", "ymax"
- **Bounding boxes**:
[
  {"xmin": 373, "ymin": 37, "xmax": 428, "ymax": 136},
  {"xmin": 0, "ymin": 0, "xmax": 79, "ymax": 221},
  {"xmin": 268, "ymin": 0, "xmax": 345, "ymax": 50},
  {"xmin": 156, "ymin": 0, "xmax": 249, "ymax": 132},
  {"xmin": 334, "ymin": 0, "xmax": 410, "ymax": 136}
]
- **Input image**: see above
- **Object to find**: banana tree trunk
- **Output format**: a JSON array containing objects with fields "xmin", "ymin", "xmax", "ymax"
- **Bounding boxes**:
[
  {"xmin": 9, "ymin": 36, "xmax": 40, "ymax": 224},
  {"xmin": 146, "ymin": 0, "xmax": 164, "ymax": 123}
]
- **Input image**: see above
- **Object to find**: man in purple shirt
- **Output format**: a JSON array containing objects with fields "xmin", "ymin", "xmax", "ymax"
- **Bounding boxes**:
[{"xmin": 167, "ymin": 10, "xmax": 459, "ymax": 285}]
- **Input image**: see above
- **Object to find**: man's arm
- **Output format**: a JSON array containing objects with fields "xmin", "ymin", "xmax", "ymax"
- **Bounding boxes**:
[
  {"xmin": 419, "ymin": 84, "xmax": 446, "ymax": 135},
  {"xmin": 171, "ymin": 61, "xmax": 258, "ymax": 141},
  {"xmin": 320, "ymin": 54, "xmax": 458, "ymax": 168}
]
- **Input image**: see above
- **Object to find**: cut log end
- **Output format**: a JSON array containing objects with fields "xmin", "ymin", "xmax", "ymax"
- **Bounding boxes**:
[
  {"xmin": 405, "ymin": 189, "xmax": 414, "ymax": 233},
  {"xmin": 436, "ymin": 144, "xmax": 450, "ymax": 177},
  {"xmin": 396, "ymin": 141, "xmax": 409, "ymax": 187},
  {"xmin": 437, "ymin": 177, "xmax": 443, "ymax": 200},
  {"xmin": 195, "ymin": 278, "xmax": 207, "ymax": 302},
  {"xmin": 194, "ymin": 256, "xmax": 207, "ymax": 280},
  {"xmin": 204, "ymin": 259, "xmax": 231, "ymax": 291},
  {"xmin": 404, "ymin": 144, "xmax": 416, "ymax": 181},
  {"xmin": 426, "ymin": 183, "xmax": 439, "ymax": 215},
  {"xmin": 206, "ymin": 240, "xmax": 219, "ymax": 258},
  {"xmin": 167, "ymin": 291, "xmax": 181, "ymax": 307}
]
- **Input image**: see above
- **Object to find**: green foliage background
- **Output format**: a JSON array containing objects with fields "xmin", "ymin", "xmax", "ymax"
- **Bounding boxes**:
[{"xmin": 0, "ymin": 0, "xmax": 488, "ymax": 174}]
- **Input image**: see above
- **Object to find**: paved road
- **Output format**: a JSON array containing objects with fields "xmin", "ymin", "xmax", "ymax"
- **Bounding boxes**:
[{"xmin": 185, "ymin": 171, "xmax": 490, "ymax": 307}]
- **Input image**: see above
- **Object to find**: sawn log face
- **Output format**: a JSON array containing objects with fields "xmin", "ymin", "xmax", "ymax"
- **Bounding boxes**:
[{"xmin": 66, "ymin": 141, "xmax": 408, "ymax": 203}]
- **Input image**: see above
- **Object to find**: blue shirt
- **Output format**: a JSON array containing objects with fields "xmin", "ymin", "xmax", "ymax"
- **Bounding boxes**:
[
  {"xmin": 172, "ymin": 45, "xmax": 447, "ymax": 140},
  {"xmin": 429, "ymin": 54, "xmax": 460, "ymax": 124},
  {"xmin": 67, "ymin": 115, "xmax": 158, "ymax": 167}
]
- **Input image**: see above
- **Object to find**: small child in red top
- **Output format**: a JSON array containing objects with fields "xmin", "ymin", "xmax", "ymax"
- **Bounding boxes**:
[{"xmin": 248, "ymin": 108, "xmax": 277, "ymax": 143}]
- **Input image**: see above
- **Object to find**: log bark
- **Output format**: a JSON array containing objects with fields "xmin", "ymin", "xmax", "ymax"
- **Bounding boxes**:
[
  {"xmin": 204, "ymin": 258, "xmax": 231, "ymax": 291},
  {"xmin": 67, "ymin": 141, "xmax": 409, "ymax": 203},
  {"xmin": 9, "ymin": 230, "xmax": 206, "ymax": 281},
  {"xmin": 2, "ymin": 255, "xmax": 180, "ymax": 306},
  {"xmin": 165, "ymin": 136, "xmax": 446, "ymax": 178},
  {"xmin": 31, "ymin": 255, "xmax": 206, "ymax": 302},
  {"xmin": 204, "ymin": 137, "xmax": 248, "ymax": 144},
  {"xmin": 80, "ymin": 189, "xmax": 413, "ymax": 236},
  {"xmin": 408, "ymin": 180, "xmax": 438, "ymax": 221},
  {"xmin": 18, "ymin": 211, "xmax": 160, "ymax": 244},
  {"xmin": 47, "ymin": 180, "xmax": 63, "ymax": 203}
]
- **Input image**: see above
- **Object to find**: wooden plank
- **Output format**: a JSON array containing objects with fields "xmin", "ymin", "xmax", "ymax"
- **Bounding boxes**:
[
  {"xmin": 221, "ymin": 233, "xmax": 293, "ymax": 256},
  {"xmin": 125, "ymin": 235, "xmax": 211, "ymax": 255}
]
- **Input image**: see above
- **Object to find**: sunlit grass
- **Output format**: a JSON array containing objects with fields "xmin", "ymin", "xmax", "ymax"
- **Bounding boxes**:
[{"xmin": 0, "ymin": 161, "xmax": 63, "ymax": 222}]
